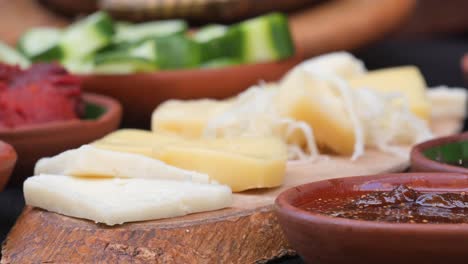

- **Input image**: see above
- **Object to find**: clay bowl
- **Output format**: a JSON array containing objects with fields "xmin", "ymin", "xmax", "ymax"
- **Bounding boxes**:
[
  {"xmin": 0, "ymin": 93, "xmax": 122, "ymax": 186},
  {"xmin": 275, "ymin": 173, "xmax": 468, "ymax": 264},
  {"xmin": 81, "ymin": 56, "xmax": 302, "ymax": 128},
  {"xmin": 410, "ymin": 133, "xmax": 468, "ymax": 173},
  {"xmin": 0, "ymin": 141, "xmax": 17, "ymax": 191}
]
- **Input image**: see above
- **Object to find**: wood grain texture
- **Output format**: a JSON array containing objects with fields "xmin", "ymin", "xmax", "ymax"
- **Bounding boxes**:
[{"xmin": 1, "ymin": 117, "xmax": 462, "ymax": 263}]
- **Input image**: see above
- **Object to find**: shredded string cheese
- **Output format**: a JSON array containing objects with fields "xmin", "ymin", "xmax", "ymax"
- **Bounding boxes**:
[{"xmin": 204, "ymin": 84, "xmax": 320, "ymax": 160}]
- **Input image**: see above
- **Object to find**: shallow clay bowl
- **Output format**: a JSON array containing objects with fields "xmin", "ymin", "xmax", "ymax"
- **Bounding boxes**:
[
  {"xmin": 0, "ymin": 93, "xmax": 122, "ymax": 186},
  {"xmin": 80, "ymin": 56, "xmax": 302, "ymax": 128},
  {"xmin": 0, "ymin": 141, "xmax": 17, "ymax": 191},
  {"xmin": 275, "ymin": 173, "xmax": 468, "ymax": 264},
  {"xmin": 410, "ymin": 133, "xmax": 468, "ymax": 173}
]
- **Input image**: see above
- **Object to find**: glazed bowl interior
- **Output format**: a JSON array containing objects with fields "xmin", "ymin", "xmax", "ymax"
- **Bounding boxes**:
[{"xmin": 275, "ymin": 173, "xmax": 468, "ymax": 264}]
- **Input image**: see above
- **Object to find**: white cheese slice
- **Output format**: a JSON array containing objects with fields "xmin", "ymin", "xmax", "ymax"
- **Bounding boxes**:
[
  {"xmin": 24, "ymin": 174, "xmax": 232, "ymax": 225},
  {"xmin": 34, "ymin": 145, "xmax": 210, "ymax": 183}
]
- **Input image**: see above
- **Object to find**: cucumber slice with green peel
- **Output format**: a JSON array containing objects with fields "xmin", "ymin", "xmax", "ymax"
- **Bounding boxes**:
[
  {"xmin": 115, "ymin": 21, "xmax": 132, "ymax": 30},
  {"xmin": 93, "ymin": 57, "xmax": 156, "ymax": 74},
  {"xmin": 60, "ymin": 11, "xmax": 115, "ymax": 60},
  {"xmin": 62, "ymin": 58, "xmax": 94, "ymax": 74},
  {"xmin": 193, "ymin": 24, "xmax": 228, "ymax": 42},
  {"xmin": 235, "ymin": 12, "xmax": 295, "ymax": 63},
  {"xmin": 155, "ymin": 35, "xmax": 201, "ymax": 69},
  {"xmin": 114, "ymin": 20, "xmax": 187, "ymax": 44},
  {"xmin": 268, "ymin": 13, "xmax": 296, "ymax": 59},
  {"xmin": 194, "ymin": 24, "xmax": 242, "ymax": 62},
  {"xmin": 0, "ymin": 41, "xmax": 30, "ymax": 68},
  {"xmin": 95, "ymin": 40, "xmax": 157, "ymax": 63},
  {"xmin": 201, "ymin": 58, "xmax": 241, "ymax": 69},
  {"xmin": 128, "ymin": 40, "xmax": 157, "ymax": 61},
  {"xmin": 93, "ymin": 40, "xmax": 158, "ymax": 73},
  {"xmin": 17, "ymin": 27, "xmax": 62, "ymax": 62}
]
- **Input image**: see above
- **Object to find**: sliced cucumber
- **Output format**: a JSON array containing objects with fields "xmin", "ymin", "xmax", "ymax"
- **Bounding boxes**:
[
  {"xmin": 62, "ymin": 58, "xmax": 94, "ymax": 74},
  {"xmin": 133, "ymin": 40, "xmax": 158, "ymax": 60},
  {"xmin": 194, "ymin": 24, "xmax": 228, "ymax": 42},
  {"xmin": 114, "ymin": 20, "xmax": 187, "ymax": 44},
  {"xmin": 0, "ymin": 41, "xmax": 30, "ymax": 68},
  {"xmin": 60, "ymin": 11, "xmax": 115, "ymax": 60},
  {"xmin": 93, "ymin": 40, "xmax": 157, "ymax": 73},
  {"xmin": 194, "ymin": 24, "xmax": 242, "ymax": 62},
  {"xmin": 235, "ymin": 12, "xmax": 295, "ymax": 63},
  {"xmin": 201, "ymin": 58, "xmax": 241, "ymax": 69},
  {"xmin": 93, "ymin": 58, "xmax": 156, "ymax": 74},
  {"xmin": 155, "ymin": 35, "xmax": 200, "ymax": 69},
  {"xmin": 17, "ymin": 27, "xmax": 62, "ymax": 62}
]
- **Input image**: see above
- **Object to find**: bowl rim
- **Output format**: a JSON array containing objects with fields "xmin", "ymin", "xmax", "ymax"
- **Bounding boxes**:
[
  {"xmin": 275, "ymin": 172, "xmax": 468, "ymax": 233},
  {"xmin": 0, "ymin": 140, "xmax": 17, "ymax": 167},
  {"xmin": 410, "ymin": 133, "xmax": 468, "ymax": 174},
  {"xmin": 0, "ymin": 92, "xmax": 122, "ymax": 135},
  {"xmin": 0, "ymin": 140, "xmax": 17, "ymax": 190}
]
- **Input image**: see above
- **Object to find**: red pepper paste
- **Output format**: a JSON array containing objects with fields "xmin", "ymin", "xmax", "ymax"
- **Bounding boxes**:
[{"xmin": 0, "ymin": 63, "xmax": 83, "ymax": 129}]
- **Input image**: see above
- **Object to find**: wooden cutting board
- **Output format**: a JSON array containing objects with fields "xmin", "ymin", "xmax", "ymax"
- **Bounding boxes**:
[{"xmin": 1, "ymin": 118, "xmax": 463, "ymax": 264}]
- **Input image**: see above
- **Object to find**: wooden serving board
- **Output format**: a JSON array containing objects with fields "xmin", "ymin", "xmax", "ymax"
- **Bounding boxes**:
[{"xmin": 1, "ymin": 118, "xmax": 463, "ymax": 264}]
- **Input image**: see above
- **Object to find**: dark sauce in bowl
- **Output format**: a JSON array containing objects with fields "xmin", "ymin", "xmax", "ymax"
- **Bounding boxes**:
[{"xmin": 301, "ymin": 185, "xmax": 468, "ymax": 224}]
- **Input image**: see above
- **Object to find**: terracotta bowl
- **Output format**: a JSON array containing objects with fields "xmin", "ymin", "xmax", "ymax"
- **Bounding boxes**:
[
  {"xmin": 410, "ymin": 133, "xmax": 468, "ymax": 173},
  {"xmin": 0, "ymin": 93, "xmax": 122, "ymax": 186},
  {"xmin": 275, "ymin": 173, "xmax": 468, "ymax": 264},
  {"xmin": 81, "ymin": 56, "xmax": 302, "ymax": 128},
  {"xmin": 0, "ymin": 141, "xmax": 17, "ymax": 191}
]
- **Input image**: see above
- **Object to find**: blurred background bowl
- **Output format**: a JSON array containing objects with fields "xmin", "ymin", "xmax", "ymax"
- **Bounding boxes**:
[
  {"xmin": 0, "ymin": 141, "xmax": 17, "ymax": 191},
  {"xmin": 38, "ymin": 0, "xmax": 313, "ymax": 23},
  {"xmin": 0, "ymin": 93, "xmax": 121, "ymax": 186}
]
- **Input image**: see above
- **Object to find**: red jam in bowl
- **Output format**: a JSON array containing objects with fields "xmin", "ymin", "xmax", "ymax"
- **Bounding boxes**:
[{"xmin": 0, "ymin": 63, "xmax": 83, "ymax": 129}]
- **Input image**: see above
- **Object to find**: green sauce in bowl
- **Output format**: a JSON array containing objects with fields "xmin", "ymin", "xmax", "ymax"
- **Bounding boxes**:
[{"xmin": 423, "ymin": 140, "xmax": 468, "ymax": 168}]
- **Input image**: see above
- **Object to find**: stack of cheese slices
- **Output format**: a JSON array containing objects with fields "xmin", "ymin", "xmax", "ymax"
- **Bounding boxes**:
[{"xmin": 25, "ymin": 145, "xmax": 233, "ymax": 226}]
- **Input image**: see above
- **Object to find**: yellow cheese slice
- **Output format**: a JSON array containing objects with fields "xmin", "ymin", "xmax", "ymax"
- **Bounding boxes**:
[
  {"xmin": 348, "ymin": 66, "xmax": 429, "ymax": 120},
  {"xmin": 151, "ymin": 99, "xmax": 232, "ymax": 138},
  {"xmin": 276, "ymin": 68, "xmax": 356, "ymax": 155},
  {"xmin": 93, "ymin": 129, "xmax": 288, "ymax": 192}
]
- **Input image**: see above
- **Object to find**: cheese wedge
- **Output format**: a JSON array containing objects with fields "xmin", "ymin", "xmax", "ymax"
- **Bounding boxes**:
[
  {"xmin": 298, "ymin": 51, "xmax": 367, "ymax": 80},
  {"xmin": 152, "ymin": 99, "xmax": 232, "ymax": 138},
  {"xmin": 428, "ymin": 86, "xmax": 467, "ymax": 119},
  {"xmin": 348, "ymin": 66, "xmax": 429, "ymax": 120},
  {"xmin": 276, "ymin": 68, "xmax": 357, "ymax": 155},
  {"xmin": 24, "ymin": 174, "xmax": 232, "ymax": 225},
  {"xmin": 93, "ymin": 129, "xmax": 288, "ymax": 192},
  {"xmin": 34, "ymin": 145, "xmax": 210, "ymax": 183}
]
